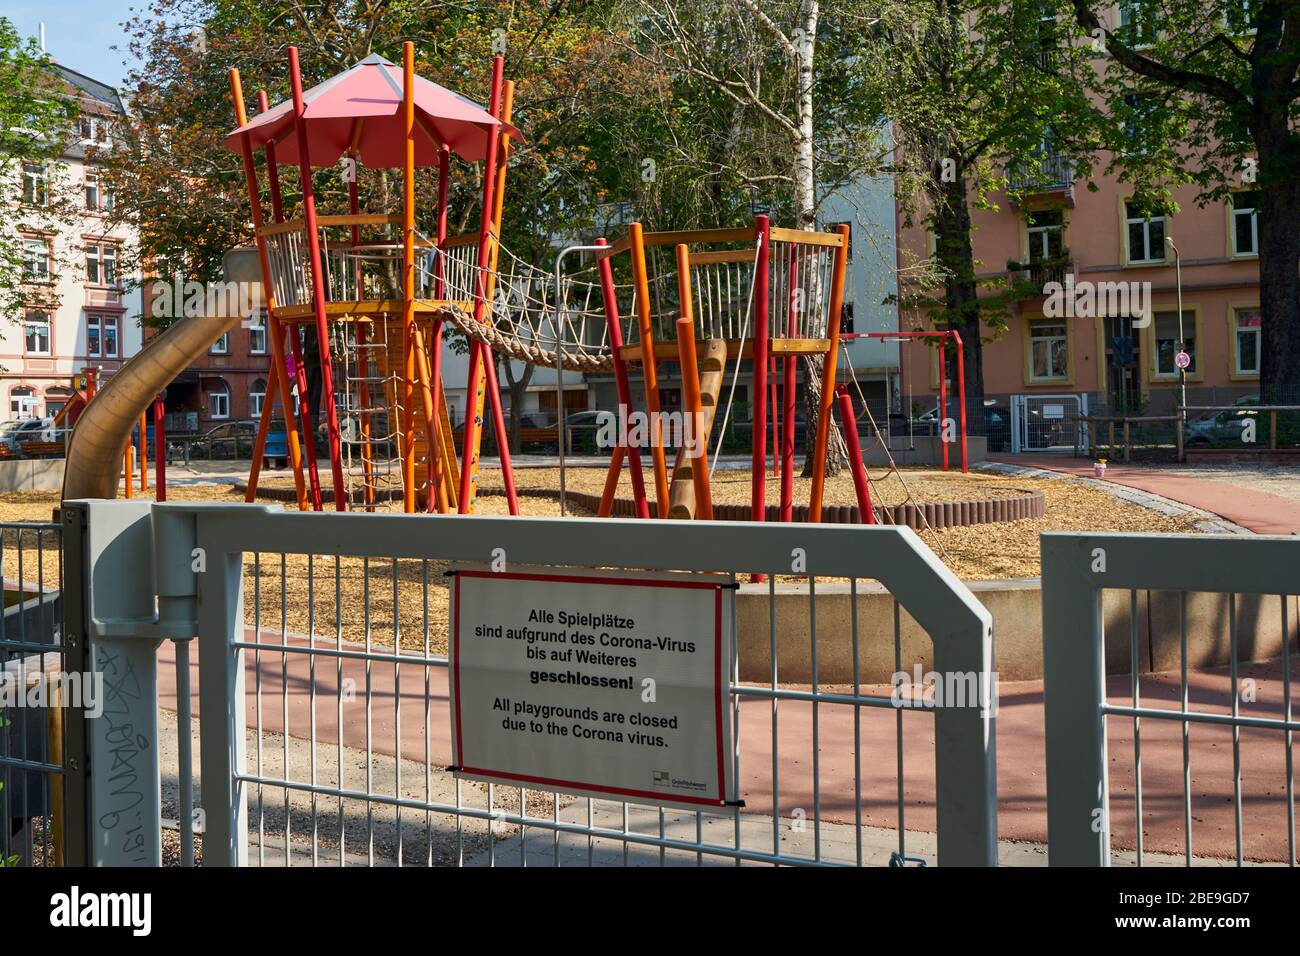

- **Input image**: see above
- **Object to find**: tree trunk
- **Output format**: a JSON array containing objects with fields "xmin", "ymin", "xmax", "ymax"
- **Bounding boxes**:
[
  {"xmin": 791, "ymin": 0, "xmax": 819, "ymax": 229},
  {"xmin": 502, "ymin": 358, "xmax": 535, "ymax": 454},
  {"xmin": 1253, "ymin": 120, "xmax": 1300, "ymax": 399},
  {"xmin": 934, "ymin": 170, "xmax": 987, "ymax": 432}
]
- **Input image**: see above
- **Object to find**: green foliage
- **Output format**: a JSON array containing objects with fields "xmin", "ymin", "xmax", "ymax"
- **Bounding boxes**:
[{"xmin": 0, "ymin": 17, "xmax": 80, "ymax": 326}]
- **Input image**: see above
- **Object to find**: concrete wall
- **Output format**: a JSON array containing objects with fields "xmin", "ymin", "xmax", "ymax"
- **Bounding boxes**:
[
  {"xmin": 737, "ymin": 579, "xmax": 1297, "ymax": 684},
  {"xmin": 867, "ymin": 436, "xmax": 987, "ymax": 466},
  {"xmin": 0, "ymin": 458, "xmax": 65, "ymax": 492}
]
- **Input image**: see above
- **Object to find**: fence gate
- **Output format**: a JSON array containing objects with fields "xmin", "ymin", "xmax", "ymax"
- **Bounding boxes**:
[
  {"xmin": 66, "ymin": 499, "xmax": 998, "ymax": 868},
  {"xmin": 0, "ymin": 518, "xmax": 85, "ymax": 867},
  {"xmin": 1042, "ymin": 531, "xmax": 1298, "ymax": 866},
  {"xmin": 1012, "ymin": 393, "xmax": 1087, "ymax": 453}
]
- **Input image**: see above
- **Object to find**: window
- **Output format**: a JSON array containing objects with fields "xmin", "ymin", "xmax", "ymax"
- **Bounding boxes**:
[
  {"xmin": 24, "ymin": 311, "xmax": 51, "ymax": 355},
  {"xmin": 1153, "ymin": 310, "xmax": 1195, "ymax": 376},
  {"xmin": 22, "ymin": 238, "xmax": 50, "ymax": 280},
  {"xmin": 9, "ymin": 387, "xmax": 36, "ymax": 420},
  {"xmin": 247, "ymin": 311, "xmax": 267, "ymax": 354},
  {"xmin": 250, "ymin": 379, "xmax": 267, "ymax": 417},
  {"xmin": 86, "ymin": 243, "xmax": 118, "ymax": 285},
  {"xmin": 211, "ymin": 332, "xmax": 229, "ymax": 354},
  {"xmin": 85, "ymin": 171, "xmax": 115, "ymax": 212},
  {"xmin": 1118, "ymin": 1, "xmax": 1158, "ymax": 44},
  {"xmin": 1029, "ymin": 321, "xmax": 1068, "ymax": 381},
  {"xmin": 22, "ymin": 162, "xmax": 47, "ymax": 205},
  {"xmin": 78, "ymin": 115, "xmax": 111, "ymax": 145},
  {"xmin": 1226, "ymin": 0, "xmax": 1257, "ymax": 33},
  {"xmin": 1231, "ymin": 191, "xmax": 1259, "ymax": 257},
  {"xmin": 1121, "ymin": 94, "xmax": 1157, "ymax": 153},
  {"xmin": 1027, "ymin": 210, "xmax": 1064, "ymax": 263},
  {"xmin": 1125, "ymin": 201, "xmax": 1165, "ymax": 264},
  {"xmin": 88, "ymin": 314, "xmax": 119, "ymax": 358},
  {"xmin": 1234, "ymin": 308, "xmax": 1261, "ymax": 376},
  {"xmin": 208, "ymin": 385, "xmax": 230, "ymax": 419}
]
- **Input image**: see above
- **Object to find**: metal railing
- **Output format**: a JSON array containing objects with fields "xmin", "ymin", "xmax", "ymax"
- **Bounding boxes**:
[
  {"xmin": 66, "ymin": 499, "xmax": 997, "ymax": 867},
  {"xmin": 1042, "ymin": 532, "xmax": 1298, "ymax": 866},
  {"xmin": 0, "ymin": 520, "xmax": 79, "ymax": 867}
]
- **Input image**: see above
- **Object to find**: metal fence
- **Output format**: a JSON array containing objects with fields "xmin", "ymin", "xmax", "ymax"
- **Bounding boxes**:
[
  {"xmin": 0, "ymin": 520, "xmax": 81, "ymax": 867},
  {"xmin": 1042, "ymin": 531, "xmax": 1298, "ymax": 866},
  {"xmin": 66, "ymin": 499, "xmax": 996, "ymax": 867}
]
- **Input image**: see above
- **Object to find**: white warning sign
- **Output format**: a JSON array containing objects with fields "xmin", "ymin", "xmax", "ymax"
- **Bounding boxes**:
[{"xmin": 449, "ymin": 565, "xmax": 735, "ymax": 810}]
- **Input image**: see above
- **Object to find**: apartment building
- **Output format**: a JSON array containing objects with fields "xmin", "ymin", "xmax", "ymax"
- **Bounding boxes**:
[{"xmin": 7, "ymin": 64, "xmax": 143, "ymax": 420}]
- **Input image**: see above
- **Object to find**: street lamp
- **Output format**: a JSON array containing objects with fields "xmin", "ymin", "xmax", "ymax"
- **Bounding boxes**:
[{"xmin": 1164, "ymin": 236, "xmax": 1187, "ymax": 422}]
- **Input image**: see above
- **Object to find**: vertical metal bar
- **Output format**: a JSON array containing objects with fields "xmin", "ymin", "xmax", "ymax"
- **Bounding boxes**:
[
  {"xmin": 336, "ymin": 556, "xmax": 345, "ymax": 866},
  {"xmin": 769, "ymin": 575, "xmax": 779, "ymax": 864},
  {"xmin": 423, "ymin": 560, "xmax": 432, "ymax": 866},
  {"xmin": 255, "ymin": 552, "xmax": 265, "ymax": 866},
  {"xmin": 1230, "ymin": 593, "xmax": 1242, "ymax": 866},
  {"xmin": 894, "ymin": 598, "xmax": 905, "ymax": 861},
  {"xmin": 308, "ymin": 554, "xmax": 319, "ymax": 865},
  {"xmin": 1180, "ymin": 591, "xmax": 1191, "ymax": 865},
  {"xmin": 281, "ymin": 554, "xmax": 291, "ymax": 865},
  {"xmin": 175, "ymin": 639, "xmax": 194, "ymax": 866},
  {"xmin": 364, "ymin": 556, "xmax": 374, "ymax": 865},
  {"xmin": 59, "ymin": 510, "xmax": 88, "ymax": 867},
  {"xmin": 1284, "ymin": 593, "xmax": 1295, "ymax": 867},
  {"xmin": 809, "ymin": 573, "xmax": 821, "ymax": 862},
  {"xmin": 392, "ymin": 559, "xmax": 402, "ymax": 866},
  {"xmin": 1130, "ymin": 589, "xmax": 1143, "ymax": 866},
  {"xmin": 852, "ymin": 578, "xmax": 862, "ymax": 867}
]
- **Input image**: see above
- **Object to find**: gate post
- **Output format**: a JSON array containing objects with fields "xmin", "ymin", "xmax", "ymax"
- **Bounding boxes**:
[
  {"xmin": 1041, "ymin": 533, "xmax": 1109, "ymax": 865},
  {"xmin": 191, "ymin": 509, "xmax": 248, "ymax": 865}
]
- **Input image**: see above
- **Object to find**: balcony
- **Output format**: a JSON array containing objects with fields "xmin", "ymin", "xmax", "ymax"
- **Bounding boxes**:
[
  {"xmin": 1007, "ymin": 255, "xmax": 1074, "ymax": 294},
  {"xmin": 1008, "ymin": 153, "xmax": 1075, "ymax": 206}
]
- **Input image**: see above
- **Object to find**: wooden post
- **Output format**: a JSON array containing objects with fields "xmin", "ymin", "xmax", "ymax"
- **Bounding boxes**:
[
  {"xmin": 123, "ymin": 438, "xmax": 133, "ymax": 498},
  {"xmin": 630, "ymin": 222, "xmax": 669, "ymax": 517},
  {"xmin": 807, "ymin": 224, "xmax": 850, "ymax": 520},
  {"xmin": 139, "ymin": 411, "xmax": 148, "ymax": 491},
  {"xmin": 780, "ymin": 243, "xmax": 798, "ymax": 524},
  {"xmin": 598, "ymin": 445, "xmax": 627, "ymax": 517},
  {"xmin": 1123, "ymin": 419, "xmax": 1131, "ymax": 462},
  {"xmin": 674, "ymin": 317, "xmax": 713, "ymax": 520},
  {"xmin": 399, "ymin": 42, "xmax": 418, "ymax": 512},
  {"xmin": 288, "ymin": 46, "xmax": 347, "ymax": 510}
]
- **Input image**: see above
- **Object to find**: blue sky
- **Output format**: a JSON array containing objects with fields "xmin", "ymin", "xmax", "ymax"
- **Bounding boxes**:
[{"xmin": 2, "ymin": 0, "xmax": 143, "ymax": 88}]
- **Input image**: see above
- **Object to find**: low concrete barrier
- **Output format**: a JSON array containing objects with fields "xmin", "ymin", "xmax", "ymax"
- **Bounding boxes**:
[
  {"xmin": 0, "ymin": 458, "xmax": 64, "ymax": 492},
  {"xmin": 736, "ymin": 579, "xmax": 1296, "ymax": 683}
]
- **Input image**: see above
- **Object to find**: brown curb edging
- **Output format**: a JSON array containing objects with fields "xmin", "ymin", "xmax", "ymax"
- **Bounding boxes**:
[{"xmin": 234, "ymin": 480, "xmax": 1045, "ymax": 528}]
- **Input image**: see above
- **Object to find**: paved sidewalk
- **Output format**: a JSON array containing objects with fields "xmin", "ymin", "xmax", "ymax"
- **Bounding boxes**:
[
  {"xmin": 157, "ymin": 633, "xmax": 1300, "ymax": 863},
  {"xmin": 990, "ymin": 454, "xmax": 1300, "ymax": 535}
]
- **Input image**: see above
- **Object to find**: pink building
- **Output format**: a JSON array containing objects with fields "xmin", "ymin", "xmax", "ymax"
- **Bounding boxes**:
[{"xmin": 896, "ymin": 154, "xmax": 1265, "ymax": 444}]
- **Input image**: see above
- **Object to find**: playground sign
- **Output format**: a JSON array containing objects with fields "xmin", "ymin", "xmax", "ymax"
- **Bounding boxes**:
[{"xmin": 449, "ymin": 565, "xmax": 735, "ymax": 809}]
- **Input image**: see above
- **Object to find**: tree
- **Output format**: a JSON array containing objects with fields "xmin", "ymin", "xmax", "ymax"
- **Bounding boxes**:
[
  {"xmin": 1069, "ymin": 0, "xmax": 1300, "ymax": 399},
  {"xmin": 0, "ymin": 17, "xmax": 79, "ymax": 326},
  {"xmin": 863, "ymin": 0, "xmax": 1109, "ymax": 423}
]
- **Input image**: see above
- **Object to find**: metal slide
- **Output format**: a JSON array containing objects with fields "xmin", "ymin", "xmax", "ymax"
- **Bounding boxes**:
[{"xmin": 61, "ymin": 250, "xmax": 258, "ymax": 500}]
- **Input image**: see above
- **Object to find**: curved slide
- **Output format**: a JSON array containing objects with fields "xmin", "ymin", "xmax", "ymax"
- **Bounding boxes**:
[{"xmin": 62, "ymin": 249, "xmax": 259, "ymax": 500}]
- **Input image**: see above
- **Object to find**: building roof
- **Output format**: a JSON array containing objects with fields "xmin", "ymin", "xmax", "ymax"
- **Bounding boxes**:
[{"xmin": 50, "ymin": 63, "xmax": 126, "ymax": 115}]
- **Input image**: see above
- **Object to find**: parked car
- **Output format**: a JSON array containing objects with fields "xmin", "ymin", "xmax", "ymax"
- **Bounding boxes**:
[
  {"xmin": 0, "ymin": 418, "xmax": 57, "ymax": 457},
  {"xmin": 187, "ymin": 420, "xmax": 258, "ymax": 460},
  {"xmin": 1184, "ymin": 396, "xmax": 1259, "ymax": 447}
]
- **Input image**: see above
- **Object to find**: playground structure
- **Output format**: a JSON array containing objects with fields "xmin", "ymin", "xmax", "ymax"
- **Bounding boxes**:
[{"xmin": 62, "ymin": 45, "xmax": 969, "ymax": 529}]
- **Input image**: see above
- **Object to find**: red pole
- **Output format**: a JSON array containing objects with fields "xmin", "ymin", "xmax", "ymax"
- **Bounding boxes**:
[
  {"xmin": 288, "ymin": 326, "xmax": 324, "ymax": 510},
  {"xmin": 938, "ymin": 336, "xmax": 949, "ymax": 472},
  {"xmin": 457, "ymin": 56, "xmax": 505, "ymax": 513},
  {"xmin": 596, "ymin": 238, "xmax": 650, "ymax": 519},
  {"xmin": 951, "ymin": 330, "xmax": 968, "ymax": 473},
  {"xmin": 751, "ymin": 215, "xmax": 770, "ymax": 524},
  {"xmin": 153, "ymin": 394, "xmax": 166, "ymax": 502},
  {"xmin": 288, "ymin": 46, "xmax": 347, "ymax": 510},
  {"xmin": 770, "ymin": 355, "xmax": 778, "ymax": 478},
  {"xmin": 780, "ymin": 243, "xmax": 799, "ymax": 523},
  {"xmin": 836, "ymin": 386, "xmax": 873, "ymax": 523}
]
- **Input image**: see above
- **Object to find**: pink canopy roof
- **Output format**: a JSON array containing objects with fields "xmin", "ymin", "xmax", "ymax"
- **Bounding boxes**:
[{"xmin": 222, "ymin": 54, "xmax": 521, "ymax": 168}]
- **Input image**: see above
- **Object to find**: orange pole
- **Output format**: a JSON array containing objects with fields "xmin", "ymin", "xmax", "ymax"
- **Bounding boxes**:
[
  {"xmin": 807, "ymin": 224, "xmax": 850, "ymax": 521},
  {"xmin": 256, "ymin": 89, "xmax": 309, "ymax": 509},
  {"xmin": 245, "ymin": 371, "xmax": 279, "ymax": 502},
  {"xmin": 231, "ymin": 76, "xmax": 308, "ymax": 510},
  {"xmin": 630, "ymin": 223, "xmax": 669, "ymax": 516},
  {"xmin": 123, "ymin": 439, "xmax": 132, "ymax": 499},
  {"xmin": 139, "ymin": 411, "xmax": 148, "ymax": 490},
  {"xmin": 400, "ymin": 42, "xmax": 418, "ymax": 512},
  {"xmin": 598, "ymin": 444, "xmax": 627, "ymax": 517}
]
